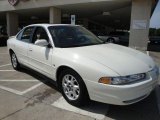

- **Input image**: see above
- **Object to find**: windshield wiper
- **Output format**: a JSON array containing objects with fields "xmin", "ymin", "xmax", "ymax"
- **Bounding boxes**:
[
  {"xmin": 59, "ymin": 42, "xmax": 107, "ymax": 48},
  {"xmin": 60, "ymin": 43, "xmax": 100, "ymax": 48}
]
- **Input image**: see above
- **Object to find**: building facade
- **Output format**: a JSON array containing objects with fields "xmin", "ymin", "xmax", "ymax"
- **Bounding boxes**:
[{"xmin": 0, "ymin": 0, "xmax": 158, "ymax": 50}]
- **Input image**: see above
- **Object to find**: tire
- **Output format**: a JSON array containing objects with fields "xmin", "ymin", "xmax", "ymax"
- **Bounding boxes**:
[
  {"xmin": 107, "ymin": 38, "xmax": 115, "ymax": 43},
  {"xmin": 10, "ymin": 52, "xmax": 20, "ymax": 70},
  {"xmin": 58, "ymin": 69, "xmax": 89, "ymax": 107}
]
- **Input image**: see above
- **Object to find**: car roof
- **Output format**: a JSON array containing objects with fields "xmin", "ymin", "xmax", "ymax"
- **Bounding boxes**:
[{"xmin": 27, "ymin": 24, "xmax": 80, "ymax": 28}]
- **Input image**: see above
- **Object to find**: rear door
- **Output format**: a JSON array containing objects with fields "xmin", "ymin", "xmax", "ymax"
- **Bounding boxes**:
[{"xmin": 15, "ymin": 27, "xmax": 35, "ymax": 66}]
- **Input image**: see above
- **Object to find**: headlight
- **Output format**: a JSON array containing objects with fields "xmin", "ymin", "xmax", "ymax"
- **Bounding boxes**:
[{"xmin": 99, "ymin": 73, "xmax": 146, "ymax": 85}]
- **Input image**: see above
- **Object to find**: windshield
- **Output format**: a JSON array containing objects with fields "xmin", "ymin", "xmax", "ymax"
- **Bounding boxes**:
[{"xmin": 48, "ymin": 26, "xmax": 104, "ymax": 48}]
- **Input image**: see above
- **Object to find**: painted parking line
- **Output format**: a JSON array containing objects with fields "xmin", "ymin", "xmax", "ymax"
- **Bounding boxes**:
[
  {"xmin": 20, "ymin": 82, "xmax": 43, "ymax": 95},
  {"xmin": 0, "ymin": 82, "xmax": 43, "ymax": 95},
  {"xmin": 0, "ymin": 80, "xmax": 39, "ymax": 82},
  {"xmin": 0, "ymin": 85, "xmax": 22, "ymax": 95},
  {"xmin": 0, "ymin": 63, "xmax": 11, "ymax": 68},
  {"xmin": 0, "ymin": 70, "xmax": 16, "ymax": 72},
  {"xmin": 52, "ymin": 97, "xmax": 109, "ymax": 120}
]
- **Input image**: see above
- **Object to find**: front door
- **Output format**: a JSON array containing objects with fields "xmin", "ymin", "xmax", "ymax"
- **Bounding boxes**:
[{"xmin": 28, "ymin": 27, "xmax": 54, "ymax": 78}]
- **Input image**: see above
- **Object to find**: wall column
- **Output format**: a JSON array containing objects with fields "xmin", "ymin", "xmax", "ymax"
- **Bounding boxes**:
[
  {"xmin": 49, "ymin": 7, "xmax": 61, "ymax": 24},
  {"xmin": 129, "ymin": 0, "xmax": 153, "ymax": 50},
  {"xmin": 6, "ymin": 12, "xmax": 18, "ymax": 36},
  {"xmin": 83, "ymin": 18, "xmax": 89, "ymax": 29}
]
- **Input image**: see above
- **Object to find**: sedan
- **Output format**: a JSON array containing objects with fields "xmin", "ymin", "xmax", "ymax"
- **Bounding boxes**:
[{"xmin": 7, "ymin": 24, "xmax": 159, "ymax": 106}]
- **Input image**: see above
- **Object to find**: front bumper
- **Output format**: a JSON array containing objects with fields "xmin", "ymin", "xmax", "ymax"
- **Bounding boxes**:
[{"xmin": 85, "ymin": 74, "xmax": 159, "ymax": 105}]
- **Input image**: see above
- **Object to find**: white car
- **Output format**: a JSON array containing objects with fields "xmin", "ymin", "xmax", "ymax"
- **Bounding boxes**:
[{"xmin": 7, "ymin": 24, "xmax": 159, "ymax": 106}]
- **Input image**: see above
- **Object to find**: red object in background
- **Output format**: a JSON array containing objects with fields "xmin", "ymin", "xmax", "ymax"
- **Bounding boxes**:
[
  {"xmin": 8, "ymin": 0, "xmax": 29, "ymax": 6},
  {"xmin": 8, "ymin": 0, "xmax": 19, "ymax": 6}
]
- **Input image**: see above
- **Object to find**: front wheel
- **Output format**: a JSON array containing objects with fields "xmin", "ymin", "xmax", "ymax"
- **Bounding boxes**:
[
  {"xmin": 107, "ymin": 38, "xmax": 115, "ymax": 43},
  {"xmin": 59, "ymin": 69, "xmax": 89, "ymax": 107},
  {"xmin": 10, "ymin": 52, "xmax": 20, "ymax": 70}
]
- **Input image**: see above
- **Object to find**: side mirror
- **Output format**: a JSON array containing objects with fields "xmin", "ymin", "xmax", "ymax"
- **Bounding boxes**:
[{"xmin": 35, "ymin": 39, "xmax": 50, "ymax": 47}]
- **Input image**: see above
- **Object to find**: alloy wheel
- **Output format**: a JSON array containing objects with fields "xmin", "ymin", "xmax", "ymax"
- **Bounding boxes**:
[
  {"xmin": 62, "ymin": 74, "xmax": 80, "ymax": 100},
  {"xmin": 11, "ymin": 53, "xmax": 17, "ymax": 68}
]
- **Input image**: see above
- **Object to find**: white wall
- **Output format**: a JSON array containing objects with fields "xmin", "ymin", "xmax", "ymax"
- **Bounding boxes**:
[{"xmin": 129, "ymin": 0, "xmax": 153, "ymax": 50}]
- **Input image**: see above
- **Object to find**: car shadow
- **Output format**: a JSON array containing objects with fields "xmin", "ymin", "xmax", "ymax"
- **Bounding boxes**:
[
  {"xmin": 18, "ymin": 68, "xmax": 59, "ymax": 92},
  {"xmin": 77, "ymin": 100, "xmax": 109, "ymax": 115}
]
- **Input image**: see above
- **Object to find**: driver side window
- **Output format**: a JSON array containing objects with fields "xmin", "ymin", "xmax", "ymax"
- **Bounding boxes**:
[{"xmin": 32, "ymin": 27, "xmax": 49, "ymax": 44}]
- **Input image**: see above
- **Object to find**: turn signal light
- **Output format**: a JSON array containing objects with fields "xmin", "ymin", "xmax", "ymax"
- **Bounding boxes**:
[{"xmin": 99, "ymin": 77, "xmax": 111, "ymax": 84}]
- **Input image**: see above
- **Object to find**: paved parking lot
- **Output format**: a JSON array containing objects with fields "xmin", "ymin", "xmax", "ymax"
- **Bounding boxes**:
[{"xmin": 0, "ymin": 46, "xmax": 160, "ymax": 120}]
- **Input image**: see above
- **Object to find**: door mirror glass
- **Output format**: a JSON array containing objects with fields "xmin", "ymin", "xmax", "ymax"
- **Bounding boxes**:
[{"xmin": 35, "ymin": 39, "xmax": 49, "ymax": 46}]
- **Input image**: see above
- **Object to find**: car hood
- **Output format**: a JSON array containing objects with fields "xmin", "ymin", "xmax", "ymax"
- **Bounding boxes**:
[{"xmin": 66, "ymin": 44, "xmax": 155, "ymax": 76}]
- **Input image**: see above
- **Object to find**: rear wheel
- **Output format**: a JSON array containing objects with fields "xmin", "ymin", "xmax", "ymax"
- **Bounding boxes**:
[
  {"xmin": 59, "ymin": 69, "xmax": 89, "ymax": 107},
  {"xmin": 10, "ymin": 52, "xmax": 20, "ymax": 70}
]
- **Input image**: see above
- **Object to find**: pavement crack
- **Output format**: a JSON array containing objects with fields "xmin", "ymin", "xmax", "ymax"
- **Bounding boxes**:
[{"xmin": 0, "ymin": 108, "xmax": 24, "ymax": 120}]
